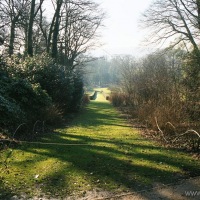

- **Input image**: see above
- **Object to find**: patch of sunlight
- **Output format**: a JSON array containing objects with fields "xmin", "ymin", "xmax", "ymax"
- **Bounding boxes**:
[
  {"xmin": 1, "ymin": 149, "xmax": 38, "ymax": 163},
  {"xmin": 133, "ymin": 160, "xmax": 182, "ymax": 173},
  {"xmin": 33, "ymin": 159, "xmax": 69, "ymax": 178},
  {"xmin": 95, "ymin": 92, "xmax": 107, "ymax": 102}
]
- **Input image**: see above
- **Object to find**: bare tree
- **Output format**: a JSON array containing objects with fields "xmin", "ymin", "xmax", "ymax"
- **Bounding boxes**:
[
  {"xmin": 141, "ymin": 0, "xmax": 200, "ymax": 56},
  {"xmin": 0, "ymin": 0, "xmax": 104, "ymax": 63},
  {"xmin": 58, "ymin": 0, "xmax": 105, "ymax": 70},
  {"xmin": 38, "ymin": 0, "xmax": 104, "ymax": 67},
  {"xmin": 0, "ymin": 0, "xmax": 30, "ymax": 56}
]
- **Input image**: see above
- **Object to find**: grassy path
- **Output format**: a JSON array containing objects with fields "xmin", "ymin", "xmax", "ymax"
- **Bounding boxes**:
[{"xmin": 0, "ymin": 92, "xmax": 200, "ymax": 199}]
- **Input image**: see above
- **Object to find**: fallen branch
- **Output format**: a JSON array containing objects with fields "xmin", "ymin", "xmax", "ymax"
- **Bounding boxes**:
[
  {"xmin": 185, "ymin": 129, "xmax": 200, "ymax": 138},
  {"xmin": 0, "ymin": 139, "xmax": 19, "ymax": 144},
  {"xmin": 155, "ymin": 117, "xmax": 168, "ymax": 143},
  {"xmin": 165, "ymin": 122, "xmax": 176, "ymax": 131},
  {"xmin": 172, "ymin": 129, "xmax": 200, "ymax": 151},
  {"xmin": 172, "ymin": 129, "xmax": 200, "ymax": 143}
]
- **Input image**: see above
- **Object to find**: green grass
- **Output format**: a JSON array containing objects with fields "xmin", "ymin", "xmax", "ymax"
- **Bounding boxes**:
[{"xmin": 0, "ymin": 92, "xmax": 200, "ymax": 199}]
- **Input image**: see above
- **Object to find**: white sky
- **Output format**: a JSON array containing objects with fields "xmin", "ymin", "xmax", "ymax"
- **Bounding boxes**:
[
  {"xmin": 92, "ymin": 0, "xmax": 154, "ymax": 57},
  {"xmin": 44, "ymin": 0, "xmax": 154, "ymax": 57}
]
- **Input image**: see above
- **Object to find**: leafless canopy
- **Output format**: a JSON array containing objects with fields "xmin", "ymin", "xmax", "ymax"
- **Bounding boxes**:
[
  {"xmin": 0, "ymin": 0, "xmax": 105, "ymax": 69},
  {"xmin": 140, "ymin": 0, "xmax": 200, "ymax": 53}
]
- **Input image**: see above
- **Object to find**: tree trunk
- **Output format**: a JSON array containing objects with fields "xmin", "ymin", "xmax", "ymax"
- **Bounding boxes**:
[
  {"xmin": 27, "ymin": 0, "xmax": 36, "ymax": 56},
  {"xmin": 9, "ymin": 21, "xmax": 16, "ymax": 56},
  {"xmin": 51, "ymin": 0, "xmax": 63, "ymax": 59},
  {"xmin": 197, "ymin": 0, "xmax": 200, "ymax": 29}
]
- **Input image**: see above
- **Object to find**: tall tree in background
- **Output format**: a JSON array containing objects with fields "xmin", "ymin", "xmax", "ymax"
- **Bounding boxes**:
[
  {"xmin": 51, "ymin": 0, "xmax": 63, "ymax": 59},
  {"xmin": 141, "ymin": 0, "xmax": 200, "ymax": 55},
  {"xmin": 36, "ymin": 0, "xmax": 104, "ymax": 66},
  {"xmin": 27, "ymin": 0, "xmax": 44, "ymax": 56},
  {"xmin": 141, "ymin": 0, "xmax": 200, "ymax": 118},
  {"xmin": 0, "ymin": 0, "xmax": 104, "ymax": 65},
  {"xmin": 58, "ymin": 0, "xmax": 104, "ymax": 69},
  {"xmin": 0, "ymin": 0, "xmax": 29, "ymax": 56},
  {"xmin": 27, "ymin": 0, "xmax": 36, "ymax": 56}
]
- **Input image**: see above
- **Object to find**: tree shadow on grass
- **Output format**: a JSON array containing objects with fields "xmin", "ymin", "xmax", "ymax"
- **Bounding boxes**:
[
  {"xmin": 69, "ymin": 101, "xmax": 131, "ymax": 129},
  {"xmin": 11, "ymin": 131, "xmax": 200, "ymax": 199},
  {"xmin": 2, "ymin": 100, "xmax": 200, "ymax": 199}
]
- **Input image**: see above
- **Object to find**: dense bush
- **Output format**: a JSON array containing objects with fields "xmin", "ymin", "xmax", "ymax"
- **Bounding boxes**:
[
  {"xmin": 70, "ymin": 72, "xmax": 84, "ymax": 112},
  {"xmin": 0, "ymin": 54, "xmax": 85, "ymax": 137},
  {"xmin": 0, "ymin": 77, "xmax": 52, "ymax": 133},
  {"xmin": 110, "ymin": 92, "xmax": 126, "ymax": 107},
  {"xmin": 110, "ymin": 50, "xmax": 198, "ymax": 131},
  {"xmin": 0, "ymin": 58, "xmax": 25, "ymax": 129},
  {"xmin": 82, "ymin": 94, "xmax": 90, "ymax": 105},
  {"xmin": 7, "ymin": 79, "xmax": 52, "ymax": 122},
  {"xmin": 182, "ymin": 52, "xmax": 200, "ymax": 120},
  {"xmin": 0, "ymin": 94, "xmax": 25, "ymax": 128}
]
